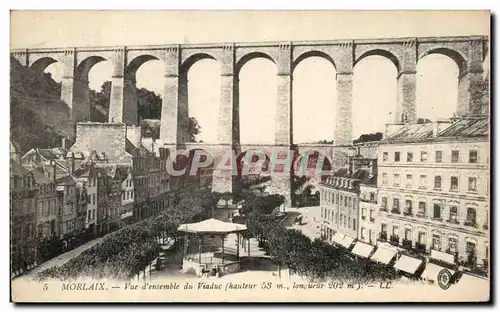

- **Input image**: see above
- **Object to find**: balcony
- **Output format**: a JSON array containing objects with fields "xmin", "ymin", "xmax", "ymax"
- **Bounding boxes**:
[
  {"xmin": 431, "ymin": 217, "xmax": 443, "ymax": 222},
  {"xmin": 402, "ymin": 239, "xmax": 412, "ymax": 250},
  {"xmin": 464, "ymin": 220, "xmax": 478, "ymax": 228},
  {"xmin": 483, "ymin": 224, "xmax": 488, "ymax": 230},
  {"xmin": 415, "ymin": 242, "xmax": 427, "ymax": 254},
  {"xmin": 389, "ymin": 234, "xmax": 400, "ymax": 246},
  {"xmin": 370, "ymin": 217, "xmax": 375, "ymax": 222},
  {"xmin": 379, "ymin": 232, "xmax": 387, "ymax": 242},
  {"xmin": 416, "ymin": 213, "xmax": 427, "ymax": 219},
  {"xmin": 380, "ymin": 207, "xmax": 388, "ymax": 212},
  {"xmin": 446, "ymin": 219, "xmax": 460, "ymax": 225},
  {"xmin": 390, "ymin": 208, "xmax": 401, "ymax": 214},
  {"xmin": 403, "ymin": 210, "xmax": 413, "ymax": 217},
  {"xmin": 361, "ymin": 216, "xmax": 366, "ymax": 220}
]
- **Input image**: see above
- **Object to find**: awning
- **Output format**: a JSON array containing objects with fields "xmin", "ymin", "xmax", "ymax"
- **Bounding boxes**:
[
  {"xmin": 370, "ymin": 247, "xmax": 398, "ymax": 264},
  {"xmin": 394, "ymin": 255, "xmax": 423, "ymax": 274},
  {"xmin": 120, "ymin": 211, "xmax": 133, "ymax": 219},
  {"xmin": 430, "ymin": 249, "xmax": 456, "ymax": 264},
  {"xmin": 331, "ymin": 232, "xmax": 345, "ymax": 245},
  {"xmin": 340, "ymin": 235, "xmax": 355, "ymax": 248},
  {"xmin": 421, "ymin": 263, "xmax": 455, "ymax": 282},
  {"xmin": 351, "ymin": 241, "xmax": 375, "ymax": 258}
]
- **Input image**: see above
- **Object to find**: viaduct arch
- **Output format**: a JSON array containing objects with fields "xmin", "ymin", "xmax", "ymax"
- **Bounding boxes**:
[{"xmin": 11, "ymin": 36, "xmax": 488, "ymax": 204}]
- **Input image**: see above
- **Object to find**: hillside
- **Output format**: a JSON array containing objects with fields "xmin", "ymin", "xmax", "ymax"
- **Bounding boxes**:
[
  {"xmin": 10, "ymin": 57, "xmax": 75, "ymax": 153},
  {"xmin": 10, "ymin": 58, "xmax": 110, "ymax": 153}
]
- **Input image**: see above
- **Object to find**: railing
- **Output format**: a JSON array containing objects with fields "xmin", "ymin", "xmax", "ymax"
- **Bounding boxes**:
[
  {"xmin": 403, "ymin": 210, "xmax": 413, "ymax": 217},
  {"xmin": 402, "ymin": 239, "xmax": 412, "ymax": 250},
  {"xmin": 464, "ymin": 220, "xmax": 478, "ymax": 228},
  {"xmin": 446, "ymin": 219, "xmax": 460, "ymax": 225},
  {"xmin": 415, "ymin": 243, "xmax": 426, "ymax": 254},
  {"xmin": 379, "ymin": 232, "xmax": 387, "ymax": 242},
  {"xmin": 391, "ymin": 208, "xmax": 401, "ymax": 214},
  {"xmin": 389, "ymin": 235, "xmax": 399, "ymax": 246}
]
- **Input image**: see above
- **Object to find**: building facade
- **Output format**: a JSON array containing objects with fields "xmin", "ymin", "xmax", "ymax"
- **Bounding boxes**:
[
  {"xmin": 10, "ymin": 159, "xmax": 38, "ymax": 272},
  {"xmin": 32, "ymin": 168, "xmax": 58, "ymax": 240},
  {"xmin": 377, "ymin": 117, "xmax": 489, "ymax": 273}
]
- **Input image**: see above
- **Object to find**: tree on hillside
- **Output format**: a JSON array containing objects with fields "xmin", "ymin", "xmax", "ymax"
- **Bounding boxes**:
[{"xmin": 353, "ymin": 132, "xmax": 383, "ymax": 144}]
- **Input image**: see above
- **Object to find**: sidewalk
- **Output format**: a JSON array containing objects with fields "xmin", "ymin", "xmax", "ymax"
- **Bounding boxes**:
[{"xmin": 15, "ymin": 235, "xmax": 106, "ymax": 280}]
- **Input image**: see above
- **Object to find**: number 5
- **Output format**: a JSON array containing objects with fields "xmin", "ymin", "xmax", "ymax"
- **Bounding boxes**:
[{"xmin": 43, "ymin": 283, "xmax": 48, "ymax": 291}]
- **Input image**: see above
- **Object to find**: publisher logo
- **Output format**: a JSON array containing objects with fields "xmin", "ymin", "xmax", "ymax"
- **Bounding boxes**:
[{"xmin": 437, "ymin": 269, "xmax": 452, "ymax": 290}]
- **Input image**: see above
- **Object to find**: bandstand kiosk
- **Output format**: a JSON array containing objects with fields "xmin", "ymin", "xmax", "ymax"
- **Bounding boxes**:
[{"xmin": 177, "ymin": 218, "xmax": 247, "ymax": 276}]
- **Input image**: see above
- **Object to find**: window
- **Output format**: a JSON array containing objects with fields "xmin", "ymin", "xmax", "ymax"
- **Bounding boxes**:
[
  {"xmin": 450, "ymin": 176, "xmax": 459, "ymax": 191},
  {"xmin": 407, "ymin": 152, "xmax": 413, "ymax": 162},
  {"xmin": 370, "ymin": 210, "xmax": 374, "ymax": 221},
  {"xmin": 383, "ymin": 152, "xmax": 388, "ymax": 162},
  {"xmin": 405, "ymin": 228, "xmax": 412, "ymax": 240},
  {"xmin": 92, "ymin": 194, "xmax": 96, "ymax": 205},
  {"xmin": 432, "ymin": 234, "xmax": 442, "ymax": 251},
  {"xmin": 382, "ymin": 173, "xmax": 388, "ymax": 185},
  {"xmin": 466, "ymin": 208, "xmax": 477, "ymax": 225},
  {"xmin": 348, "ymin": 218, "xmax": 351, "ymax": 228},
  {"xmin": 381, "ymin": 223, "xmax": 387, "ymax": 233},
  {"xmin": 469, "ymin": 150, "xmax": 478, "ymax": 163},
  {"xmin": 418, "ymin": 231, "xmax": 426, "ymax": 244},
  {"xmin": 451, "ymin": 150, "xmax": 460, "ymax": 163},
  {"xmin": 435, "ymin": 151, "xmax": 443, "ymax": 163},
  {"xmin": 344, "ymin": 197, "xmax": 347, "ymax": 207},
  {"xmin": 406, "ymin": 174, "xmax": 413, "ymax": 186},
  {"xmin": 393, "ymin": 225, "xmax": 399, "ymax": 236},
  {"xmin": 394, "ymin": 174, "xmax": 400, "ymax": 186},
  {"xmin": 392, "ymin": 198, "xmax": 399, "ymax": 211},
  {"xmin": 381, "ymin": 197, "xmax": 387, "ymax": 209},
  {"xmin": 419, "ymin": 175, "xmax": 427, "ymax": 188},
  {"xmin": 361, "ymin": 227, "xmax": 366, "ymax": 239},
  {"xmin": 394, "ymin": 152, "xmax": 400, "ymax": 162},
  {"xmin": 370, "ymin": 192, "xmax": 375, "ymax": 202},
  {"xmin": 468, "ymin": 177, "xmax": 477, "ymax": 192},
  {"xmin": 362, "ymin": 208, "xmax": 367, "ymax": 219},
  {"xmin": 449, "ymin": 205, "xmax": 458, "ymax": 222},
  {"xmin": 433, "ymin": 203, "xmax": 442, "ymax": 220},
  {"xmin": 448, "ymin": 237, "xmax": 457, "ymax": 253},
  {"xmin": 405, "ymin": 200, "xmax": 412, "ymax": 215},
  {"xmin": 434, "ymin": 176, "xmax": 442, "ymax": 189},
  {"xmin": 420, "ymin": 151, "xmax": 427, "ymax": 162}
]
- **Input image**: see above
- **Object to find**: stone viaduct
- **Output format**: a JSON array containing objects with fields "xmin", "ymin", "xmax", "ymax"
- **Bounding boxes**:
[{"xmin": 11, "ymin": 36, "xmax": 489, "ymax": 204}]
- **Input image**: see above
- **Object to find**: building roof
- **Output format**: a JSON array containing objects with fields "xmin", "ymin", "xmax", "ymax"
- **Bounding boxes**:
[
  {"xmin": 382, "ymin": 117, "xmax": 489, "ymax": 144},
  {"xmin": 436, "ymin": 117, "xmax": 489, "ymax": 138},
  {"xmin": 31, "ymin": 168, "xmax": 53, "ymax": 184},
  {"xmin": 55, "ymin": 174, "xmax": 77, "ymax": 186},
  {"xmin": 10, "ymin": 159, "xmax": 30, "ymax": 177}
]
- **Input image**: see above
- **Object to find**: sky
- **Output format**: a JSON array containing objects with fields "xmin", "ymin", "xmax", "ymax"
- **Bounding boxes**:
[{"xmin": 10, "ymin": 11, "xmax": 489, "ymax": 144}]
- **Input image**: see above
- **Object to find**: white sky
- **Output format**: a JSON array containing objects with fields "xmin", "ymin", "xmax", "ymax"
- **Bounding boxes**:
[{"xmin": 10, "ymin": 11, "xmax": 489, "ymax": 144}]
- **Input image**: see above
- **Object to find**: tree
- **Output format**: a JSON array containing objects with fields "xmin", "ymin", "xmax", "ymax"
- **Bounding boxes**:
[
  {"xmin": 353, "ymin": 132, "xmax": 383, "ymax": 144},
  {"xmin": 188, "ymin": 117, "xmax": 201, "ymax": 142}
]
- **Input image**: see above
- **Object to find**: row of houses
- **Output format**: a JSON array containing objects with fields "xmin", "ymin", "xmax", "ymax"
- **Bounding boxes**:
[
  {"xmin": 10, "ymin": 121, "xmax": 212, "ymax": 274},
  {"xmin": 319, "ymin": 116, "xmax": 489, "ymax": 278}
]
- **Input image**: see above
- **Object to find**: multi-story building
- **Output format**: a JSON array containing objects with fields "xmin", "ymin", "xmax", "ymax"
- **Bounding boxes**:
[
  {"xmin": 358, "ymin": 178, "xmax": 378, "ymax": 245},
  {"xmin": 31, "ymin": 168, "xmax": 58, "ymax": 240},
  {"xmin": 377, "ymin": 117, "xmax": 489, "ymax": 274},
  {"xmin": 120, "ymin": 166, "xmax": 135, "ymax": 227},
  {"xmin": 55, "ymin": 174, "xmax": 78, "ymax": 245},
  {"xmin": 10, "ymin": 159, "xmax": 38, "ymax": 273}
]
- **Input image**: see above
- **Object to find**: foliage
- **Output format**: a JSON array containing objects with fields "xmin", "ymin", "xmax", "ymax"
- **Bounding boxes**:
[
  {"xmin": 315, "ymin": 139, "xmax": 334, "ymax": 144},
  {"xmin": 353, "ymin": 132, "xmax": 383, "ymax": 144},
  {"xmin": 36, "ymin": 190, "xmax": 215, "ymax": 281}
]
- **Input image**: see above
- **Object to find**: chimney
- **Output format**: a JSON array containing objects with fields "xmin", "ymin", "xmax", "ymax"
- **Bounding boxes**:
[
  {"xmin": 432, "ymin": 121, "xmax": 439, "ymax": 137},
  {"xmin": 348, "ymin": 156, "xmax": 353, "ymax": 176},
  {"xmin": 70, "ymin": 153, "xmax": 75, "ymax": 174},
  {"xmin": 49, "ymin": 159, "xmax": 57, "ymax": 182}
]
